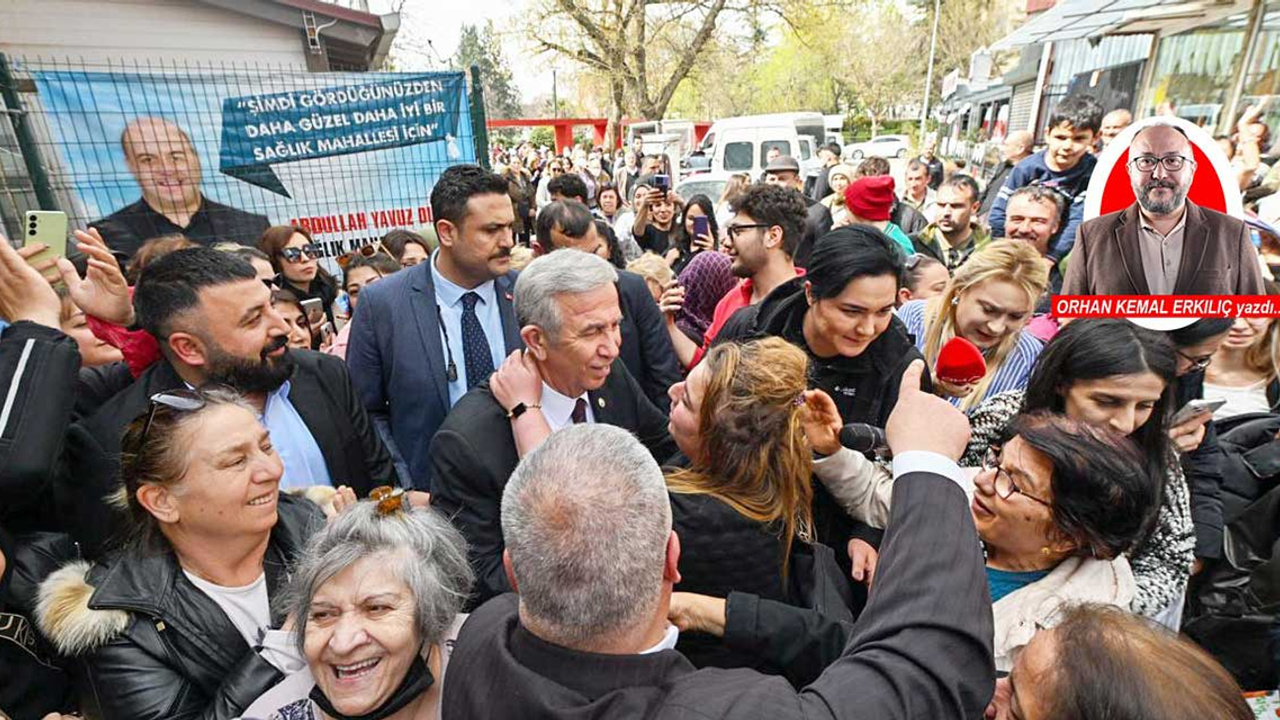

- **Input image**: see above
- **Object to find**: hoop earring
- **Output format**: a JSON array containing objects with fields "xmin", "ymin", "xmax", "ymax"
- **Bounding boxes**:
[{"xmin": 951, "ymin": 296, "xmax": 960, "ymax": 306}]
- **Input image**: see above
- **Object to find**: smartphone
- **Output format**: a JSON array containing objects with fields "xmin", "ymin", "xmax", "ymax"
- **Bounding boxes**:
[
  {"xmin": 1171, "ymin": 398, "xmax": 1227, "ymax": 426},
  {"xmin": 651, "ymin": 174, "xmax": 670, "ymax": 193},
  {"xmin": 692, "ymin": 216, "xmax": 710, "ymax": 238},
  {"xmin": 299, "ymin": 298, "xmax": 326, "ymax": 328},
  {"xmin": 23, "ymin": 210, "xmax": 68, "ymax": 280}
]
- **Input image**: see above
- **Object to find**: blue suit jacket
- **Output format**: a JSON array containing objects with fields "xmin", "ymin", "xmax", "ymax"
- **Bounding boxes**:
[{"xmin": 346, "ymin": 262, "xmax": 522, "ymax": 489}]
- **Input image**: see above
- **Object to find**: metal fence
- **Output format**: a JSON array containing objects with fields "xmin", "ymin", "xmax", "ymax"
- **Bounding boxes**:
[{"xmin": 0, "ymin": 55, "xmax": 488, "ymax": 259}]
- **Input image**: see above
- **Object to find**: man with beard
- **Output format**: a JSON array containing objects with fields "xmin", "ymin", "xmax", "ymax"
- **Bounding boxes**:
[
  {"xmin": 63, "ymin": 247, "xmax": 396, "ymax": 559},
  {"xmin": 910, "ymin": 175, "xmax": 990, "ymax": 271},
  {"xmin": 1064, "ymin": 123, "xmax": 1264, "ymax": 296},
  {"xmin": 676, "ymin": 184, "xmax": 807, "ymax": 368},
  {"xmin": 347, "ymin": 164, "xmax": 522, "ymax": 489}
]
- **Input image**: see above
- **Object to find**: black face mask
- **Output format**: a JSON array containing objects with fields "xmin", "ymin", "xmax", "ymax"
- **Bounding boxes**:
[{"xmin": 309, "ymin": 650, "xmax": 434, "ymax": 720}]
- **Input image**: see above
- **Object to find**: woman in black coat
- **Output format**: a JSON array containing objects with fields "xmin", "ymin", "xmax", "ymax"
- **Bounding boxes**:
[
  {"xmin": 665, "ymin": 337, "xmax": 847, "ymax": 669},
  {"xmin": 37, "ymin": 387, "xmax": 323, "ymax": 720}
]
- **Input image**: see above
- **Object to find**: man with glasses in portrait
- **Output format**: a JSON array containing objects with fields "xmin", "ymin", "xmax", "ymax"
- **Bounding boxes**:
[{"xmin": 1064, "ymin": 122, "xmax": 1264, "ymax": 296}]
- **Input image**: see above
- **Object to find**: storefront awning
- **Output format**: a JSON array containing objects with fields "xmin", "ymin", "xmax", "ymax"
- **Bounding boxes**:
[{"xmin": 991, "ymin": 0, "xmax": 1253, "ymax": 50}]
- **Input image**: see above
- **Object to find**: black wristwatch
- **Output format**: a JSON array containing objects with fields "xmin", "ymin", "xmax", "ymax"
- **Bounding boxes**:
[{"xmin": 506, "ymin": 401, "xmax": 541, "ymax": 420}]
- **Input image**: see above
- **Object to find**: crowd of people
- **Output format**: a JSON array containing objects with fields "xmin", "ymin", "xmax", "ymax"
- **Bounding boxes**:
[{"xmin": 1, "ymin": 91, "xmax": 1278, "ymax": 720}]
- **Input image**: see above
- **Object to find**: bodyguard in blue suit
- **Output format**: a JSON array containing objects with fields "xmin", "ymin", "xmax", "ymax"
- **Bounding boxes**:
[{"xmin": 347, "ymin": 165, "xmax": 523, "ymax": 489}]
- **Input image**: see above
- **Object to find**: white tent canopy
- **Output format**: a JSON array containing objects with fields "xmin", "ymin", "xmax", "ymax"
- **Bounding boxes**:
[{"xmin": 991, "ymin": 0, "xmax": 1253, "ymax": 50}]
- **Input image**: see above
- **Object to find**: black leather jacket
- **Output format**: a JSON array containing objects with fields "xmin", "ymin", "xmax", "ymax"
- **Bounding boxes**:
[{"xmin": 38, "ymin": 494, "xmax": 323, "ymax": 720}]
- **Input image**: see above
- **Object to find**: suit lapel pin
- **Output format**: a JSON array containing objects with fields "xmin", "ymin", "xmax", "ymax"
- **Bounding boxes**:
[{"xmin": 597, "ymin": 397, "xmax": 606, "ymax": 409}]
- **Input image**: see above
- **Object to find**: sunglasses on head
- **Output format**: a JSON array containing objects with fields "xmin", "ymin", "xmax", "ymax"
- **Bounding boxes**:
[
  {"xmin": 336, "ymin": 240, "xmax": 393, "ymax": 269},
  {"xmin": 905, "ymin": 253, "xmax": 923, "ymax": 271},
  {"xmin": 139, "ymin": 388, "xmax": 208, "ymax": 442},
  {"xmin": 280, "ymin": 244, "xmax": 321, "ymax": 263}
]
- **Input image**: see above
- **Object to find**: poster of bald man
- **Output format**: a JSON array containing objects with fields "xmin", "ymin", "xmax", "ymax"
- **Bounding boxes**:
[
  {"xmin": 1064, "ymin": 118, "xmax": 1264, "ymax": 297},
  {"xmin": 28, "ymin": 68, "xmax": 473, "ymax": 266},
  {"xmin": 90, "ymin": 117, "xmax": 270, "ymax": 258}
]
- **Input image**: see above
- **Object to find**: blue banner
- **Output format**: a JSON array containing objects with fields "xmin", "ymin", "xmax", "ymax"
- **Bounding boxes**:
[
  {"xmin": 27, "ymin": 65, "xmax": 476, "ymax": 266},
  {"xmin": 219, "ymin": 74, "xmax": 466, "ymax": 197}
]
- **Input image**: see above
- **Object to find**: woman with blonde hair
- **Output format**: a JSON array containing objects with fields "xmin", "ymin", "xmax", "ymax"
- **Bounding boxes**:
[
  {"xmin": 897, "ymin": 239, "xmax": 1049, "ymax": 412},
  {"xmin": 664, "ymin": 336, "xmax": 825, "ymax": 668},
  {"xmin": 1203, "ymin": 315, "xmax": 1280, "ymax": 419},
  {"xmin": 714, "ymin": 173, "xmax": 753, "ymax": 241}
]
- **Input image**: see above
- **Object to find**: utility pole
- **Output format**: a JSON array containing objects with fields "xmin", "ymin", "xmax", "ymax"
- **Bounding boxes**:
[{"xmin": 920, "ymin": 0, "xmax": 941, "ymax": 145}]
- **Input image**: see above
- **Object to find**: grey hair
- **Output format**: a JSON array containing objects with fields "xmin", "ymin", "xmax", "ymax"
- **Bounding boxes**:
[
  {"xmin": 513, "ymin": 249, "xmax": 618, "ymax": 338},
  {"xmin": 284, "ymin": 501, "xmax": 474, "ymax": 656},
  {"xmin": 501, "ymin": 424, "xmax": 672, "ymax": 648}
]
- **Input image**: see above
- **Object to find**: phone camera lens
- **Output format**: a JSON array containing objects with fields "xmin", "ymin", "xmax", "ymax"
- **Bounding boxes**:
[{"xmin": 29, "ymin": 228, "xmax": 37, "ymax": 235}]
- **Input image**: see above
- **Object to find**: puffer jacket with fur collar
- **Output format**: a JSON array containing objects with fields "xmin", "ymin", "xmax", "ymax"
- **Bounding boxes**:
[{"xmin": 35, "ymin": 494, "xmax": 323, "ymax": 720}]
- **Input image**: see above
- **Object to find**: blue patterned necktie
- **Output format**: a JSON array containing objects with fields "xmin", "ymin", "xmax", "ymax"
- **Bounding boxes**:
[{"xmin": 460, "ymin": 292, "xmax": 495, "ymax": 390}]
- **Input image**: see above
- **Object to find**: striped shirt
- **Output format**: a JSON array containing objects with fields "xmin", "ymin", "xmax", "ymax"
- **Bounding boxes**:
[{"xmin": 896, "ymin": 299, "xmax": 1043, "ymax": 412}]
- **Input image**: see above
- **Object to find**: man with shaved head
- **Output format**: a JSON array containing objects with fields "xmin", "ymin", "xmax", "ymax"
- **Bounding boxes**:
[
  {"xmin": 978, "ymin": 130, "xmax": 1033, "ymax": 219},
  {"xmin": 1064, "ymin": 122, "xmax": 1263, "ymax": 295},
  {"xmin": 1098, "ymin": 108, "xmax": 1133, "ymax": 149},
  {"xmin": 91, "ymin": 116, "xmax": 269, "ymax": 260}
]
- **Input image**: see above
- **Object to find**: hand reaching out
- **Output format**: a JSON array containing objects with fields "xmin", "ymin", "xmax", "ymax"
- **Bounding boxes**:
[
  {"xmin": 490, "ymin": 349, "xmax": 542, "ymax": 412},
  {"xmin": 58, "ymin": 229, "xmax": 133, "ymax": 326},
  {"xmin": 0, "ymin": 236, "xmax": 63, "ymax": 329},
  {"xmin": 801, "ymin": 389, "xmax": 843, "ymax": 456},
  {"xmin": 847, "ymin": 538, "xmax": 879, "ymax": 587},
  {"xmin": 886, "ymin": 359, "xmax": 971, "ymax": 459},
  {"xmin": 658, "ymin": 282, "xmax": 685, "ymax": 318}
]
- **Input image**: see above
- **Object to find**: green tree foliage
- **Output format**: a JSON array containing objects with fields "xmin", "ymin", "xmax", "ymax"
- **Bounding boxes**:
[{"xmin": 456, "ymin": 21, "xmax": 523, "ymax": 120}]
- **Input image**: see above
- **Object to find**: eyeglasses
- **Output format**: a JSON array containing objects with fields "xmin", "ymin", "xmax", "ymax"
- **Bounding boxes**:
[
  {"xmin": 139, "ymin": 389, "xmax": 207, "ymax": 443},
  {"xmin": 1176, "ymin": 349, "xmax": 1213, "ymax": 372},
  {"xmin": 335, "ymin": 240, "xmax": 392, "ymax": 269},
  {"xmin": 1129, "ymin": 155, "xmax": 1194, "ymax": 173},
  {"xmin": 261, "ymin": 278, "xmax": 279, "ymax": 291},
  {"xmin": 982, "ymin": 447, "xmax": 1052, "ymax": 508},
  {"xmin": 905, "ymin": 253, "xmax": 923, "ymax": 271},
  {"xmin": 280, "ymin": 244, "xmax": 321, "ymax": 263},
  {"xmin": 726, "ymin": 223, "xmax": 771, "ymax": 240}
]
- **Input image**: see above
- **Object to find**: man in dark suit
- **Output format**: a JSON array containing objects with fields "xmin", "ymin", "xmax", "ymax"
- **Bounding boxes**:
[
  {"xmin": 347, "ymin": 165, "xmax": 522, "ymax": 489},
  {"xmin": 63, "ymin": 247, "xmax": 395, "ymax": 558},
  {"xmin": 441, "ymin": 361, "xmax": 994, "ymax": 719},
  {"xmin": 1063, "ymin": 123, "xmax": 1264, "ymax": 296},
  {"xmin": 90, "ymin": 117, "xmax": 269, "ymax": 261},
  {"xmin": 535, "ymin": 200, "xmax": 681, "ymax": 411},
  {"xmin": 430, "ymin": 249, "xmax": 675, "ymax": 608},
  {"xmin": 764, "ymin": 156, "xmax": 833, "ymax": 269}
]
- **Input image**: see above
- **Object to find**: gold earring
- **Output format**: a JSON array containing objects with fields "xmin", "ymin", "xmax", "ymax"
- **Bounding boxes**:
[{"xmin": 1040, "ymin": 546, "xmax": 1053, "ymax": 556}]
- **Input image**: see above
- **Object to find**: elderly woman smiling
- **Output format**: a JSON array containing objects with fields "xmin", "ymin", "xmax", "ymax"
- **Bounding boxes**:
[{"xmin": 241, "ymin": 492, "xmax": 473, "ymax": 720}]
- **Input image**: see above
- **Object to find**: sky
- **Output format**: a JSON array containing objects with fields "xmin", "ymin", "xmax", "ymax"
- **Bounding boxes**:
[{"xmin": 369, "ymin": 0, "xmax": 554, "ymax": 105}]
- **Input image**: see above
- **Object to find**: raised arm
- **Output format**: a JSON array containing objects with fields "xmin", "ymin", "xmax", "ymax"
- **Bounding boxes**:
[{"xmin": 798, "ymin": 361, "xmax": 994, "ymax": 720}]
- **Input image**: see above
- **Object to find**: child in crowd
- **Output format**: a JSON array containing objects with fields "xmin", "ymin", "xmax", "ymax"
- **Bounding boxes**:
[{"xmin": 988, "ymin": 94, "xmax": 1104, "ymax": 265}]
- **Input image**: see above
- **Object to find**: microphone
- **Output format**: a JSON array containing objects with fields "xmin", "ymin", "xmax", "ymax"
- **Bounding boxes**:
[
  {"xmin": 838, "ymin": 423, "xmax": 888, "ymax": 454},
  {"xmin": 935, "ymin": 336, "xmax": 987, "ymax": 385}
]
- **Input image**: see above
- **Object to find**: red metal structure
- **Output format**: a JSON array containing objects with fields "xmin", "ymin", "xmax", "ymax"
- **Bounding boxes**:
[
  {"xmin": 486, "ymin": 118, "xmax": 612, "ymax": 153},
  {"xmin": 486, "ymin": 118, "xmax": 712, "ymax": 153}
]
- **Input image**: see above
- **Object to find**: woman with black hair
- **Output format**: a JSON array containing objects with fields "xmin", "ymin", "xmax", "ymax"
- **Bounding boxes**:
[
  {"xmin": 258, "ymin": 225, "xmax": 339, "ymax": 325},
  {"xmin": 1168, "ymin": 318, "xmax": 1234, "ymax": 573},
  {"xmin": 962, "ymin": 319, "xmax": 1194, "ymax": 621},
  {"xmin": 669, "ymin": 194, "xmax": 719, "ymax": 274},
  {"xmin": 716, "ymin": 224, "xmax": 927, "ymax": 578}
]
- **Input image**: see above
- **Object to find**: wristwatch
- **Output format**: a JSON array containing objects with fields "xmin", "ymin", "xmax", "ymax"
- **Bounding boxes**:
[{"xmin": 506, "ymin": 401, "xmax": 541, "ymax": 420}]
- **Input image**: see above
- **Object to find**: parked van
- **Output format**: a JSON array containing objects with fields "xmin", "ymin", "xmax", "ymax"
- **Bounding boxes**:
[{"xmin": 695, "ymin": 112, "xmax": 826, "ymax": 179}]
